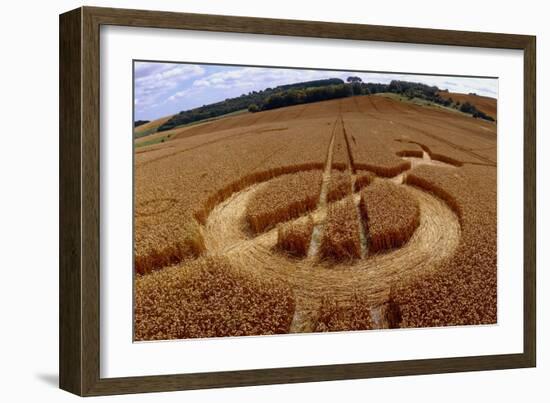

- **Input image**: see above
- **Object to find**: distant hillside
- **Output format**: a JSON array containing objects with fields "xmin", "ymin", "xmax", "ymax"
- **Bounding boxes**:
[
  {"xmin": 134, "ymin": 120, "xmax": 150, "ymax": 128},
  {"xmin": 138, "ymin": 78, "xmax": 496, "ymax": 137},
  {"xmin": 157, "ymin": 78, "xmax": 345, "ymax": 132},
  {"xmin": 245, "ymin": 79, "xmax": 495, "ymax": 122},
  {"xmin": 437, "ymin": 92, "xmax": 497, "ymax": 120},
  {"xmin": 134, "ymin": 114, "xmax": 174, "ymax": 138}
]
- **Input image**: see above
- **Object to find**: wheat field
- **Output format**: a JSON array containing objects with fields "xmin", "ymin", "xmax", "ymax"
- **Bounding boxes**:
[{"xmin": 134, "ymin": 94, "xmax": 497, "ymax": 340}]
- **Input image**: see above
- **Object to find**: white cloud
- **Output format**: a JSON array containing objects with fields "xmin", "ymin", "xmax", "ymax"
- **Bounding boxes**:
[
  {"xmin": 168, "ymin": 89, "xmax": 192, "ymax": 102},
  {"xmin": 191, "ymin": 67, "xmax": 496, "ymax": 98},
  {"xmin": 192, "ymin": 67, "xmax": 343, "ymax": 91},
  {"xmin": 134, "ymin": 62, "xmax": 498, "ymax": 120},
  {"xmin": 347, "ymin": 72, "xmax": 497, "ymax": 97},
  {"xmin": 134, "ymin": 63, "xmax": 205, "ymax": 111}
]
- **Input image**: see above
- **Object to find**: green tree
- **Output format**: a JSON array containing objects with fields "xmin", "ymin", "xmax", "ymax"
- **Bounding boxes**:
[
  {"xmin": 346, "ymin": 76, "xmax": 362, "ymax": 83},
  {"xmin": 459, "ymin": 102, "xmax": 476, "ymax": 114}
]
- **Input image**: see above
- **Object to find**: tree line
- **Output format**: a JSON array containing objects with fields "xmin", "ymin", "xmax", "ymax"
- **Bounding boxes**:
[
  {"xmin": 251, "ymin": 78, "xmax": 494, "ymax": 122},
  {"xmin": 154, "ymin": 77, "xmax": 494, "ymax": 133},
  {"xmin": 156, "ymin": 78, "xmax": 344, "ymax": 132},
  {"xmin": 134, "ymin": 120, "xmax": 150, "ymax": 128}
]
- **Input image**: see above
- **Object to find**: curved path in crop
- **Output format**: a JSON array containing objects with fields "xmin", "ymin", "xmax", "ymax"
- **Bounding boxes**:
[{"xmin": 203, "ymin": 167, "xmax": 461, "ymax": 332}]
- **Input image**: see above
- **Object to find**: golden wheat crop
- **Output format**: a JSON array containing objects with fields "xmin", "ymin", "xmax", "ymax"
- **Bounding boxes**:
[
  {"xmin": 133, "ymin": 114, "xmax": 174, "ymax": 136},
  {"xmin": 315, "ymin": 294, "xmax": 374, "ymax": 332},
  {"xmin": 327, "ymin": 170, "xmax": 352, "ymax": 202},
  {"xmin": 134, "ymin": 94, "xmax": 497, "ymax": 339},
  {"xmin": 134, "ymin": 218, "xmax": 205, "ymax": 275},
  {"xmin": 350, "ymin": 95, "xmax": 495, "ymax": 165},
  {"xmin": 391, "ymin": 119, "xmax": 493, "ymax": 165},
  {"xmin": 344, "ymin": 118, "xmax": 412, "ymax": 177},
  {"xmin": 134, "ymin": 256, "xmax": 296, "ymax": 340},
  {"xmin": 320, "ymin": 197, "xmax": 362, "ymax": 260},
  {"xmin": 331, "ymin": 125, "xmax": 349, "ymax": 170},
  {"xmin": 396, "ymin": 150, "xmax": 424, "ymax": 158},
  {"xmin": 353, "ymin": 170, "xmax": 375, "ymax": 192},
  {"xmin": 360, "ymin": 181, "xmax": 420, "ymax": 253},
  {"xmin": 134, "ymin": 117, "xmax": 334, "ymax": 272},
  {"xmin": 390, "ymin": 164, "xmax": 497, "ymax": 327},
  {"xmin": 276, "ymin": 216, "xmax": 314, "ymax": 257},
  {"xmin": 246, "ymin": 170, "xmax": 323, "ymax": 233}
]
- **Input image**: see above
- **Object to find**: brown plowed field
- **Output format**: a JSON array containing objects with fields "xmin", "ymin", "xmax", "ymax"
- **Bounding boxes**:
[
  {"xmin": 437, "ymin": 91, "xmax": 497, "ymax": 120},
  {"xmin": 134, "ymin": 94, "xmax": 496, "ymax": 340}
]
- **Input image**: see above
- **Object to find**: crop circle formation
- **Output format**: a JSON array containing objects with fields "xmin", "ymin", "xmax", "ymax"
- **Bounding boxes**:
[{"xmin": 134, "ymin": 95, "xmax": 497, "ymax": 340}]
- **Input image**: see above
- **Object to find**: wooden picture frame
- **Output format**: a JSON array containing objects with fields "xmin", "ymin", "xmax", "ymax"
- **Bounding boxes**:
[{"xmin": 59, "ymin": 6, "xmax": 536, "ymax": 396}]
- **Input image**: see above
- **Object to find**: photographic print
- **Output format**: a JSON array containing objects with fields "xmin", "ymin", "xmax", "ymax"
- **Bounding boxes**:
[{"xmin": 133, "ymin": 61, "xmax": 497, "ymax": 341}]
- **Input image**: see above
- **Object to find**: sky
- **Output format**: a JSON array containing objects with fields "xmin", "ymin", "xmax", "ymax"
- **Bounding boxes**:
[{"xmin": 134, "ymin": 61, "xmax": 498, "ymax": 121}]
